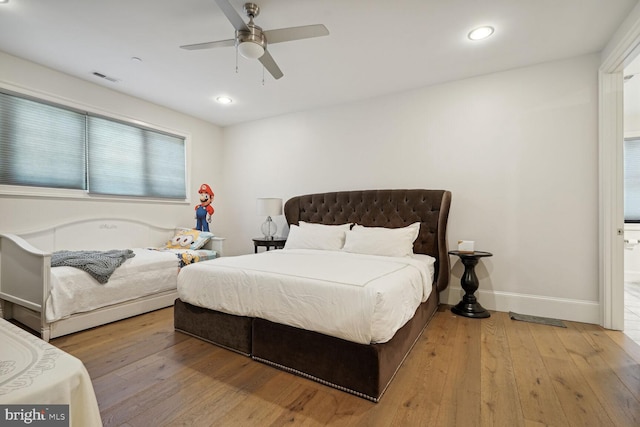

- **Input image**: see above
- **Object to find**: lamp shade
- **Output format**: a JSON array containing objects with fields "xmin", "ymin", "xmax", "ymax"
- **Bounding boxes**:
[
  {"xmin": 238, "ymin": 41, "xmax": 265, "ymax": 59},
  {"xmin": 256, "ymin": 198, "xmax": 282, "ymax": 217}
]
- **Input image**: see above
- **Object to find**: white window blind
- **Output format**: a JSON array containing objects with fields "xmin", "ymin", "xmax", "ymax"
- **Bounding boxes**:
[
  {"xmin": 625, "ymin": 137, "xmax": 640, "ymax": 222},
  {"xmin": 0, "ymin": 90, "xmax": 187, "ymax": 200},
  {"xmin": 87, "ymin": 116, "xmax": 186, "ymax": 198},
  {"xmin": 0, "ymin": 92, "xmax": 86, "ymax": 189}
]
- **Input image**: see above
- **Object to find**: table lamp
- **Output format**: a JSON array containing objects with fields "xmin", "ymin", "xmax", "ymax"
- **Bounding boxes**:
[{"xmin": 256, "ymin": 197, "xmax": 282, "ymax": 239}]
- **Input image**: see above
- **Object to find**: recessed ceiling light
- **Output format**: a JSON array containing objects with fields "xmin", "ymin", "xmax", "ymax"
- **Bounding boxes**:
[
  {"xmin": 468, "ymin": 26, "xmax": 494, "ymax": 41},
  {"xmin": 216, "ymin": 96, "xmax": 233, "ymax": 105}
]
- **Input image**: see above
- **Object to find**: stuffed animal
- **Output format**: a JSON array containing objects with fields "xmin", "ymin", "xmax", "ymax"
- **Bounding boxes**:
[
  {"xmin": 166, "ymin": 229, "xmax": 202, "ymax": 249},
  {"xmin": 194, "ymin": 183, "xmax": 214, "ymax": 232}
]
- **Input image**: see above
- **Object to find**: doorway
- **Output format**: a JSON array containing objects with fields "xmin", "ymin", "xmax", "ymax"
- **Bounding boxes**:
[
  {"xmin": 598, "ymin": 11, "xmax": 640, "ymax": 337},
  {"xmin": 623, "ymin": 57, "xmax": 640, "ymax": 346}
]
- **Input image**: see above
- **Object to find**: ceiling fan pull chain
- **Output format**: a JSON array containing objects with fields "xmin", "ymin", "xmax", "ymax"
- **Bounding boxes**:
[
  {"xmin": 235, "ymin": 45, "xmax": 239, "ymax": 74},
  {"xmin": 262, "ymin": 65, "xmax": 265, "ymax": 85}
]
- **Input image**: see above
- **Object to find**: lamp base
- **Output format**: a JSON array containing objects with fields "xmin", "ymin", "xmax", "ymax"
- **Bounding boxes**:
[{"xmin": 261, "ymin": 216, "xmax": 277, "ymax": 240}]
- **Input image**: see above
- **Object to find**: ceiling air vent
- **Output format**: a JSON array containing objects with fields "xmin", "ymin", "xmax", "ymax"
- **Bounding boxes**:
[{"xmin": 92, "ymin": 71, "xmax": 118, "ymax": 83}]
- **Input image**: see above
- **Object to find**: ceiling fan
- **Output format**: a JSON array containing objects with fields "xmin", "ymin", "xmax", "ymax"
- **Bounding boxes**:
[{"xmin": 180, "ymin": 0, "xmax": 329, "ymax": 80}]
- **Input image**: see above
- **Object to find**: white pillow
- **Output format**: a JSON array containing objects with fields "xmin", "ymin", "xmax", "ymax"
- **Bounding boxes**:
[
  {"xmin": 343, "ymin": 222, "xmax": 421, "ymax": 257},
  {"xmin": 284, "ymin": 224, "xmax": 346, "ymax": 251},
  {"xmin": 299, "ymin": 221, "xmax": 352, "ymax": 231}
]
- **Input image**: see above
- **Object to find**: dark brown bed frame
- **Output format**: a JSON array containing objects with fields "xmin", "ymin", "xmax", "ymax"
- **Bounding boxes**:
[{"xmin": 174, "ymin": 189, "xmax": 452, "ymax": 401}]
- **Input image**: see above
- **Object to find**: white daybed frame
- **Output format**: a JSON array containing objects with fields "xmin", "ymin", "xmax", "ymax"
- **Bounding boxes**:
[{"xmin": 0, "ymin": 218, "xmax": 224, "ymax": 341}]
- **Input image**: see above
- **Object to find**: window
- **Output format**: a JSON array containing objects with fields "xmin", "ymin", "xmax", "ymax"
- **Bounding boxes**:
[
  {"xmin": 0, "ymin": 92, "xmax": 86, "ymax": 189},
  {"xmin": 88, "ymin": 116, "xmax": 186, "ymax": 198},
  {"xmin": 0, "ymin": 90, "xmax": 186, "ymax": 200},
  {"xmin": 625, "ymin": 137, "xmax": 640, "ymax": 222}
]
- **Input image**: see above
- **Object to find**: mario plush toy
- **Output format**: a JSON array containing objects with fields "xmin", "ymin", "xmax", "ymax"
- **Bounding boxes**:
[{"xmin": 194, "ymin": 183, "xmax": 214, "ymax": 232}]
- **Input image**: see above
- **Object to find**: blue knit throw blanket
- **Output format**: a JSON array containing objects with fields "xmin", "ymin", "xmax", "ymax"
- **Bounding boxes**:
[{"xmin": 51, "ymin": 249, "xmax": 135, "ymax": 284}]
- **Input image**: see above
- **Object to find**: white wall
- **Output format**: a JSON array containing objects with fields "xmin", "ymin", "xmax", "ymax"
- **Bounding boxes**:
[
  {"xmin": 0, "ymin": 51, "xmax": 224, "ymax": 237},
  {"xmin": 220, "ymin": 54, "xmax": 601, "ymax": 323}
]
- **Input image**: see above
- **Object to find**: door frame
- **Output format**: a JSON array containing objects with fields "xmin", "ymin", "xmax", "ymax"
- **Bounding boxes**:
[{"xmin": 599, "ymin": 9, "xmax": 640, "ymax": 330}]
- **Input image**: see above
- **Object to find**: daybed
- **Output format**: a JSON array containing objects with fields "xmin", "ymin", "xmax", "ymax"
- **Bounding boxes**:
[
  {"xmin": 0, "ymin": 317, "xmax": 102, "ymax": 426},
  {"xmin": 174, "ymin": 189, "xmax": 451, "ymax": 402},
  {"xmin": 0, "ymin": 218, "xmax": 223, "ymax": 341}
]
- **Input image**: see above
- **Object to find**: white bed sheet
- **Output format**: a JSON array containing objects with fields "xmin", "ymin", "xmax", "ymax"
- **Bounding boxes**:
[
  {"xmin": 0, "ymin": 319, "xmax": 102, "ymax": 426},
  {"xmin": 177, "ymin": 249, "xmax": 435, "ymax": 344},
  {"xmin": 46, "ymin": 248, "xmax": 180, "ymax": 323}
]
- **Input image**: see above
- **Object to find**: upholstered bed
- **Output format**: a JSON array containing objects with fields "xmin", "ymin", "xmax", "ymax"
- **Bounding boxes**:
[{"xmin": 174, "ymin": 189, "xmax": 451, "ymax": 401}]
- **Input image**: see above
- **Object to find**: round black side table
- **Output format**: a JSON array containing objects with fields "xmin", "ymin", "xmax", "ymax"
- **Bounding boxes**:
[
  {"xmin": 252, "ymin": 237, "xmax": 287, "ymax": 253},
  {"xmin": 449, "ymin": 250, "xmax": 493, "ymax": 318}
]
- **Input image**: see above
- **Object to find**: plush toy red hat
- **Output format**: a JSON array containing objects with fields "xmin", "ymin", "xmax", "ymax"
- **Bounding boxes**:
[{"xmin": 199, "ymin": 183, "xmax": 214, "ymax": 197}]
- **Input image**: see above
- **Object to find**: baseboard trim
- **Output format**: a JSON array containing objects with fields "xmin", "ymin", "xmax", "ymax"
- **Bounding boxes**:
[{"xmin": 442, "ymin": 287, "xmax": 601, "ymax": 326}]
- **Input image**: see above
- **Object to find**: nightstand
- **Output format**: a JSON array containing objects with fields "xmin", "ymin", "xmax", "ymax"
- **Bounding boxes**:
[
  {"xmin": 448, "ymin": 250, "xmax": 493, "ymax": 318},
  {"xmin": 252, "ymin": 237, "xmax": 286, "ymax": 253}
]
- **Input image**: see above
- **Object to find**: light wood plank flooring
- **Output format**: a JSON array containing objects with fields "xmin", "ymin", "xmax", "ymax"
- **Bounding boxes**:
[{"xmin": 51, "ymin": 306, "xmax": 640, "ymax": 427}]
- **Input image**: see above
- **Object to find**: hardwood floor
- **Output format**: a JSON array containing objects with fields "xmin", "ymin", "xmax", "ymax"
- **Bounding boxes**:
[{"xmin": 51, "ymin": 306, "xmax": 640, "ymax": 427}]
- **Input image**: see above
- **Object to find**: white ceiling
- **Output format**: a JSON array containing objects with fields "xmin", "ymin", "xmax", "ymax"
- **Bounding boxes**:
[{"xmin": 0, "ymin": 0, "xmax": 637, "ymax": 127}]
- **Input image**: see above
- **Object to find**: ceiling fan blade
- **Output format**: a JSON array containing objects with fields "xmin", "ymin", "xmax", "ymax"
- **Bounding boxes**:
[
  {"xmin": 215, "ymin": 0, "xmax": 249, "ymax": 32},
  {"xmin": 258, "ymin": 50, "xmax": 284, "ymax": 80},
  {"xmin": 180, "ymin": 39, "xmax": 235, "ymax": 50},
  {"xmin": 264, "ymin": 24, "xmax": 329, "ymax": 44}
]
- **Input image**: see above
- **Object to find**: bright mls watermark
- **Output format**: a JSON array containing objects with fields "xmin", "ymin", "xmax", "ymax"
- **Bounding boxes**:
[{"xmin": 0, "ymin": 405, "xmax": 69, "ymax": 426}]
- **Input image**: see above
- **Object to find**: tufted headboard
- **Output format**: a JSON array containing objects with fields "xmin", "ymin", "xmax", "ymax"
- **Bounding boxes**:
[{"xmin": 284, "ymin": 189, "xmax": 452, "ymax": 292}]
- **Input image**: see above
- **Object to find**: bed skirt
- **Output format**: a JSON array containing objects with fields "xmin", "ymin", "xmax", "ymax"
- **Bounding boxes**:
[
  {"xmin": 174, "ymin": 299, "xmax": 253, "ymax": 356},
  {"xmin": 173, "ymin": 292, "xmax": 439, "ymax": 402}
]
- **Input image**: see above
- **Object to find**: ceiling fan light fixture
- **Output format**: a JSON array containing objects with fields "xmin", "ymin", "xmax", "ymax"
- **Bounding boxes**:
[
  {"xmin": 238, "ymin": 41, "xmax": 265, "ymax": 59},
  {"xmin": 468, "ymin": 26, "xmax": 494, "ymax": 41},
  {"xmin": 181, "ymin": 0, "xmax": 327, "ymax": 80}
]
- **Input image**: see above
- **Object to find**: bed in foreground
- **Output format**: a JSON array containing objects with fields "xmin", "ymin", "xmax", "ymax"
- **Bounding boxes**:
[
  {"xmin": 0, "ymin": 318, "xmax": 102, "ymax": 426},
  {"xmin": 174, "ymin": 189, "xmax": 451, "ymax": 401}
]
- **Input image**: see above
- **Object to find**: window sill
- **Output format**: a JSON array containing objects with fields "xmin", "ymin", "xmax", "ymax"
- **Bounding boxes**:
[{"xmin": 0, "ymin": 184, "xmax": 190, "ymax": 204}]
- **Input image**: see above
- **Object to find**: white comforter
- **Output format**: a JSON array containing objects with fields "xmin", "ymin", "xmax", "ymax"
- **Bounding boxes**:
[
  {"xmin": 46, "ymin": 248, "xmax": 180, "ymax": 322},
  {"xmin": 0, "ymin": 319, "xmax": 102, "ymax": 426},
  {"xmin": 177, "ymin": 249, "xmax": 434, "ymax": 344}
]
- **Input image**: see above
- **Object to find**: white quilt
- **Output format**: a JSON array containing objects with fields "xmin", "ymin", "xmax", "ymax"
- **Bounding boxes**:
[
  {"xmin": 0, "ymin": 319, "xmax": 102, "ymax": 426},
  {"xmin": 177, "ymin": 249, "xmax": 435, "ymax": 344},
  {"xmin": 46, "ymin": 248, "xmax": 180, "ymax": 322}
]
